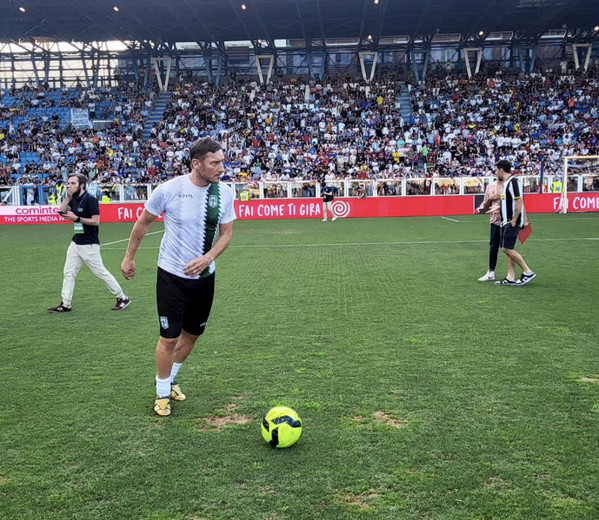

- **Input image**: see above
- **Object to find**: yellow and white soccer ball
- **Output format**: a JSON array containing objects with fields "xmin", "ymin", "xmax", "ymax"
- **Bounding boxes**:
[{"xmin": 261, "ymin": 406, "xmax": 302, "ymax": 448}]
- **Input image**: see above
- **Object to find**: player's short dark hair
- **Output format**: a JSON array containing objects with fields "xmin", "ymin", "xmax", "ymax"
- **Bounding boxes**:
[
  {"xmin": 67, "ymin": 172, "xmax": 88, "ymax": 188},
  {"xmin": 190, "ymin": 137, "xmax": 222, "ymax": 162},
  {"xmin": 495, "ymin": 160, "xmax": 511, "ymax": 173}
]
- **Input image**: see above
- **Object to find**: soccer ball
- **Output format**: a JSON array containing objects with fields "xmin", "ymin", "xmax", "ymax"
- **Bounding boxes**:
[{"xmin": 261, "ymin": 406, "xmax": 302, "ymax": 448}]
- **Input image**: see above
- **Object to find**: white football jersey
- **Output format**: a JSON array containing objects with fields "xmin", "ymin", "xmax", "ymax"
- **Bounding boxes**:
[{"xmin": 145, "ymin": 175, "xmax": 236, "ymax": 279}]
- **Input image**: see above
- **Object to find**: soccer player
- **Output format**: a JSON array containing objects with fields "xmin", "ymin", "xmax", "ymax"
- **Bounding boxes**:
[
  {"xmin": 48, "ymin": 173, "xmax": 130, "ymax": 313},
  {"xmin": 121, "ymin": 137, "xmax": 236, "ymax": 417},
  {"xmin": 321, "ymin": 182, "xmax": 337, "ymax": 221},
  {"xmin": 489, "ymin": 160, "xmax": 536, "ymax": 286}
]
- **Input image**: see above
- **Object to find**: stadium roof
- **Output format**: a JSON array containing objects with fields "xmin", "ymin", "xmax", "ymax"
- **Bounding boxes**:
[{"xmin": 2, "ymin": 0, "xmax": 599, "ymax": 46}]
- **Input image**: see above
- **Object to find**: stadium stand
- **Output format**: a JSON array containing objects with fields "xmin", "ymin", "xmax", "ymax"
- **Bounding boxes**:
[{"xmin": 2, "ymin": 67, "xmax": 598, "ymax": 201}]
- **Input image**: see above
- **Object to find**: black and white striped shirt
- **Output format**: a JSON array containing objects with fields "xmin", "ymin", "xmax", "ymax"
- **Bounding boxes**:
[{"xmin": 500, "ymin": 175, "xmax": 526, "ymax": 227}]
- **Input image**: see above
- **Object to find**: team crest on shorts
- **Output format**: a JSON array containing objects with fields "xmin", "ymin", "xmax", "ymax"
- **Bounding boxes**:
[
  {"xmin": 160, "ymin": 316, "xmax": 169, "ymax": 329},
  {"xmin": 208, "ymin": 195, "xmax": 218, "ymax": 208}
]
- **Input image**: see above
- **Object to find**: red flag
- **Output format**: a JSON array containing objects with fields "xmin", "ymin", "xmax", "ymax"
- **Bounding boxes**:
[{"xmin": 519, "ymin": 223, "xmax": 533, "ymax": 244}]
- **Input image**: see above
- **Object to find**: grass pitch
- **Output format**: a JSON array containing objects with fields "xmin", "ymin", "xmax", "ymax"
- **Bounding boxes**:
[{"xmin": 1, "ymin": 214, "xmax": 598, "ymax": 519}]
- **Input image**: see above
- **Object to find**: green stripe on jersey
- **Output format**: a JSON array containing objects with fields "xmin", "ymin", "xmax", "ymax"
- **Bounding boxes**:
[{"xmin": 200, "ymin": 183, "xmax": 221, "ymax": 277}]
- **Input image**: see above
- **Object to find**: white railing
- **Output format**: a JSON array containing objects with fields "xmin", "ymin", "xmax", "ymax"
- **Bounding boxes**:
[{"xmin": 1, "ymin": 175, "xmax": 597, "ymax": 205}]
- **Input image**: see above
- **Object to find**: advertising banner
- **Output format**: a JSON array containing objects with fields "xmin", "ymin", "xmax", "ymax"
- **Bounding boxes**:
[
  {"xmin": 1, "ymin": 193, "xmax": 598, "ymax": 225},
  {"xmin": 234, "ymin": 196, "xmax": 475, "ymax": 220}
]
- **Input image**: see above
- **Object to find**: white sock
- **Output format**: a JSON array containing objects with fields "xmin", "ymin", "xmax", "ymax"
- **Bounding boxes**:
[
  {"xmin": 489, "ymin": 271, "xmax": 495, "ymax": 276},
  {"xmin": 170, "ymin": 362, "xmax": 183, "ymax": 384},
  {"xmin": 155, "ymin": 376, "xmax": 171, "ymax": 398}
]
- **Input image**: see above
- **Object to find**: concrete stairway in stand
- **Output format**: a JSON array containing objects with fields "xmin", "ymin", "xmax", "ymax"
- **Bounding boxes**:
[{"xmin": 142, "ymin": 92, "xmax": 171, "ymax": 140}]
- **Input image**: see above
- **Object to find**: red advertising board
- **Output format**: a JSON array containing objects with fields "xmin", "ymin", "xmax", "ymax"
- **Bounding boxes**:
[{"xmin": 1, "ymin": 193, "xmax": 598, "ymax": 225}]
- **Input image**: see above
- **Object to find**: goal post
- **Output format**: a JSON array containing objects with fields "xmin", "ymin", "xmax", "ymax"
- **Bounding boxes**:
[{"xmin": 558, "ymin": 155, "xmax": 599, "ymax": 214}]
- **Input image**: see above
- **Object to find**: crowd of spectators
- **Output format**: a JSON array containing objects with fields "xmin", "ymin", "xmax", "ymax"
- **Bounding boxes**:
[
  {"xmin": 1, "ymin": 65, "xmax": 599, "ymax": 202},
  {"xmin": 409, "ymin": 69, "xmax": 599, "ymax": 177},
  {"xmin": 0, "ymin": 81, "xmax": 157, "ymax": 193}
]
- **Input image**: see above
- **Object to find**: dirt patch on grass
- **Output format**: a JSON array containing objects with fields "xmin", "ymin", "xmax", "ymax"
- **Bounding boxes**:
[
  {"xmin": 350, "ymin": 412, "xmax": 406, "ymax": 429},
  {"xmin": 484, "ymin": 476, "xmax": 511, "ymax": 490},
  {"xmin": 579, "ymin": 377, "xmax": 599, "ymax": 383},
  {"xmin": 372, "ymin": 411, "xmax": 405, "ymax": 429},
  {"xmin": 196, "ymin": 404, "xmax": 253, "ymax": 432},
  {"xmin": 338, "ymin": 490, "xmax": 380, "ymax": 510}
]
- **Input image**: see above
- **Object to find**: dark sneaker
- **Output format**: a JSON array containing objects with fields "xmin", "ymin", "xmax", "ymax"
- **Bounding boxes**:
[
  {"xmin": 112, "ymin": 297, "xmax": 131, "ymax": 311},
  {"xmin": 494, "ymin": 278, "xmax": 518, "ymax": 286},
  {"xmin": 48, "ymin": 303, "xmax": 72, "ymax": 313},
  {"xmin": 517, "ymin": 272, "xmax": 536, "ymax": 286}
]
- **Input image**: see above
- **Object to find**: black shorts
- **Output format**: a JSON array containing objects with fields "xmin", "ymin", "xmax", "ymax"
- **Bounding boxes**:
[
  {"xmin": 156, "ymin": 267, "xmax": 215, "ymax": 338},
  {"xmin": 500, "ymin": 223, "xmax": 521, "ymax": 250}
]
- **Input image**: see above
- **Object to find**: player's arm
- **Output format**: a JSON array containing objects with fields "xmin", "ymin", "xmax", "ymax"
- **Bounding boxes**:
[
  {"xmin": 509, "ymin": 179, "xmax": 523, "ymax": 226},
  {"xmin": 511, "ymin": 198, "xmax": 523, "ymax": 227},
  {"xmin": 182, "ymin": 221, "xmax": 234, "ymax": 277},
  {"xmin": 121, "ymin": 209, "xmax": 158, "ymax": 279},
  {"xmin": 57, "ymin": 193, "xmax": 72, "ymax": 217},
  {"xmin": 75, "ymin": 213, "xmax": 100, "ymax": 226},
  {"xmin": 478, "ymin": 192, "xmax": 492, "ymax": 212},
  {"xmin": 74, "ymin": 197, "xmax": 101, "ymax": 226},
  {"xmin": 480, "ymin": 183, "xmax": 494, "ymax": 207},
  {"xmin": 478, "ymin": 183, "xmax": 499, "ymax": 212}
]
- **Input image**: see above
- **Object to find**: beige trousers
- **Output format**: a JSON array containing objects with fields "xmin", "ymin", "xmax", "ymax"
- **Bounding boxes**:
[
  {"xmin": 323, "ymin": 201, "xmax": 334, "ymax": 219},
  {"xmin": 61, "ymin": 242, "xmax": 125, "ymax": 307}
]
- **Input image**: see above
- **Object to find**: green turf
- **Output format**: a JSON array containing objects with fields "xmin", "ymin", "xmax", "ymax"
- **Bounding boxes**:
[{"xmin": 1, "ymin": 214, "xmax": 598, "ymax": 519}]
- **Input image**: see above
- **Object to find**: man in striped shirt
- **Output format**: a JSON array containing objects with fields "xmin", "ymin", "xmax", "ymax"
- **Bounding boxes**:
[{"xmin": 490, "ymin": 160, "xmax": 536, "ymax": 286}]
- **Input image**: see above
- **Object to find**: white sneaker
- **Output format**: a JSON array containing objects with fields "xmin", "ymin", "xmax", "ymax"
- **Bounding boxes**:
[
  {"xmin": 478, "ymin": 272, "xmax": 495, "ymax": 282},
  {"xmin": 332, "ymin": 216, "xmax": 337, "ymax": 221},
  {"xmin": 516, "ymin": 271, "xmax": 536, "ymax": 286},
  {"xmin": 322, "ymin": 218, "xmax": 327, "ymax": 222}
]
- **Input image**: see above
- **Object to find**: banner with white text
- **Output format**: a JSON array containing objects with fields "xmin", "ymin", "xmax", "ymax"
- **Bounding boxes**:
[{"xmin": 1, "ymin": 193, "xmax": 598, "ymax": 225}]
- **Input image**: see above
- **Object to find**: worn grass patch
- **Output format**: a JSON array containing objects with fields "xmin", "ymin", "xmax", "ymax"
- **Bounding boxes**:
[
  {"xmin": 194, "ymin": 404, "xmax": 253, "ymax": 432},
  {"xmin": 336, "ymin": 489, "xmax": 381, "ymax": 510},
  {"xmin": 349, "ymin": 411, "xmax": 409, "ymax": 430}
]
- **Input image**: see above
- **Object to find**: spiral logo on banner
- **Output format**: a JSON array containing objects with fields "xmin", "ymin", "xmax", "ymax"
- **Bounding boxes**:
[{"xmin": 331, "ymin": 200, "xmax": 351, "ymax": 218}]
